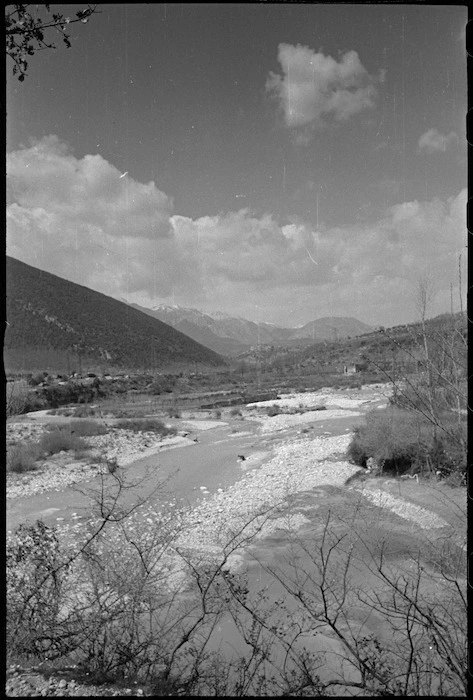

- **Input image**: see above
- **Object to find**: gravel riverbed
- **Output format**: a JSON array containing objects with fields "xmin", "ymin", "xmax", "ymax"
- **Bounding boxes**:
[
  {"xmin": 7, "ymin": 384, "xmax": 463, "ymax": 697},
  {"xmin": 246, "ymin": 407, "xmax": 361, "ymax": 433},
  {"xmin": 7, "ymin": 385, "xmax": 390, "ymax": 502},
  {"xmin": 176, "ymin": 433, "xmax": 358, "ymax": 558},
  {"xmin": 6, "ymin": 426, "xmax": 192, "ymax": 500}
]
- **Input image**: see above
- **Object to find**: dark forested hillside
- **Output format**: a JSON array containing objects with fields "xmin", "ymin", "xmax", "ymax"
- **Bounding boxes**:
[{"xmin": 5, "ymin": 257, "xmax": 226, "ymax": 372}]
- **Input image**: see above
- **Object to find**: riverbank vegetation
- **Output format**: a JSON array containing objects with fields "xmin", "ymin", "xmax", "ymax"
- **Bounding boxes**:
[
  {"xmin": 7, "ymin": 468, "xmax": 466, "ymax": 695},
  {"xmin": 349, "ymin": 305, "xmax": 466, "ymax": 484}
]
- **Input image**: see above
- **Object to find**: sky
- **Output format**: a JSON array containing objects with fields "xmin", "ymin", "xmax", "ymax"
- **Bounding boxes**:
[{"xmin": 6, "ymin": 2, "xmax": 467, "ymax": 328}]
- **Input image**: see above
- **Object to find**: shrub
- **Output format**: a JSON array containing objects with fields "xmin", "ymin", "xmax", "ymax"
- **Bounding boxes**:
[
  {"xmin": 115, "ymin": 418, "xmax": 176, "ymax": 436},
  {"xmin": 6, "ymin": 380, "xmax": 40, "ymax": 416},
  {"xmin": 426, "ymin": 412, "xmax": 467, "ymax": 479},
  {"xmin": 40, "ymin": 384, "xmax": 73, "ymax": 408},
  {"xmin": 7, "ymin": 521, "xmax": 70, "ymax": 660},
  {"xmin": 7, "ymin": 442, "xmax": 41, "ymax": 473},
  {"xmin": 25, "ymin": 393, "xmax": 48, "ymax": 413},
  {"xmin": 39, "ymin": 381, "xmax": 105, "ymax": 409},
  {"xmin": 28, "ymin": 372, "xmax": 47, "ymax": 387},
  {"xmin": 45, "ymin": 420, "xmax": 107, "ymax": 437},
  {"xmin": 72, "ymin": 405, "xmax": 96, "ymax": 418},
  {"xmin": 349, "ymin": 403, "xmax": 467, "ymax": 480},
  {"xmin": 347, "ymin": 407, "xmax": 430, "ymax": 474},
  {"xmin": 214, "ymin": 409, "xmax": 222, "ymax": 419},
  {"xmin": 266, "ymin": 404, "xmax": 282, "ymax": 417},
  {"xmin": 229, "ymin": 407, "xmax": 242, "ymax": 417},
  {"xmin": 48, "ymin": 408, "xmax": 74, "ymax": 417},
  {"xmin": 39, "ymin": 428, "xmax": 88, "ymax": 456}
]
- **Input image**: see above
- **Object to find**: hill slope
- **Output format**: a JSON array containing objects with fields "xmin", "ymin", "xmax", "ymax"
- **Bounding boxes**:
[
  {"xmin": 291, "ymin": 316, "xmax": 372, "ymax": 341},
  {"xmin": 130, "ymin": 304, "xmax": 249, "ymax": 356},
  {"xmin": 5, "ymin": 257, "xmax": 225, "ymax": 372}
]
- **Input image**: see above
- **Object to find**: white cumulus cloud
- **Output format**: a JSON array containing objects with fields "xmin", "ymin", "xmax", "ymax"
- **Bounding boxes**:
[
  {"xmin": 266, "ymin": 43, "xmax": 379, "ymax": 133},
  {"xmin": 418, "ymin": 128, "xmax": 458, "ymax": 154},
  {"xmin": 7, "ymin": 135, "xmax": 177, "ymax": 298},
  {"xmin": 6, "ymin": 137, "xmax": 465, "ymax": 325}
]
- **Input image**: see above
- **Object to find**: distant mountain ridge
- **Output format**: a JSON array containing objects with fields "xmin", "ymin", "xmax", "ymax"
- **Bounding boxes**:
[
  {"xmin": 5, "ymin": 257, "xmax": 225, "ymax": 372},
  {"xmin": 291, "ymin": 317, "xmax": 373, "ymax": 341},
  {"xmin": 130, "ymin": 303, "xmax": 372, "ymax": 355}
]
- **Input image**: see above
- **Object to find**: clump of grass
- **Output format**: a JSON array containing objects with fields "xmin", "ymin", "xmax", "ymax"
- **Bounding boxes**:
[
  {"xmin": 115, "ymin": 418, "xmax": 176, "ymax": 436},
  {"xmin": 7, "ymin": 443, "xmax": 41, "ymax": 473}
]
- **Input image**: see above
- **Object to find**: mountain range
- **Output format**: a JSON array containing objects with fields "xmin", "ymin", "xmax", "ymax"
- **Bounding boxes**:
[
  {"xmin": 5, "ymin": 257, "xmax": 225, "ymax": 372},
  {"xmin": 5, "ymin": 256, "xmax": 372, "ymax": 373},
  {"xmin": 130, "ymin": 303, "xmax": 372, "ymax": 355}
]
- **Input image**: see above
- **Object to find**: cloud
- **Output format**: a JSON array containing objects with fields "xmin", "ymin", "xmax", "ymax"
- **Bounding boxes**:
[
  {"xmin": 7, "ymin": 135, "xmax": 174, "ymax": 239},
  {"xmin": 170, "ymin": 189, "xmax": 465, "ymax": 323},
  {"xmin": 418, "ymin": 128, "xmax": 458, "ymax": 154},
  {"xmin": 266, "ymin": 43, "xmax": 379, "ymax": 134},
  {"xmin": 7, "ymin": 137, "xmax": 465, "ymax": 326},
  {"xmin": 7, "ymin": 135, "xmax": 177, "ymax": 298}
]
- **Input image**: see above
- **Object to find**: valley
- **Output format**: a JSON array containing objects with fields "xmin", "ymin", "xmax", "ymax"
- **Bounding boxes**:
[{"xmin": 5, "ymin": 258, "xmax": 467, "ymax": 696}]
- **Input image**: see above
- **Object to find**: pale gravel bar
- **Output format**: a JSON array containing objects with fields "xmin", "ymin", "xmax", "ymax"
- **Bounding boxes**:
[
  {"xmin": 175, "ymin": 434, "xmax": 359, "ymax": 556},
  {"xmin": 246, "ymin": 408, "xmax": 361, "ymax": 433},
  {"xmin": 358, "ymin": 488, "xmax": 449, "ymax": 529}
]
